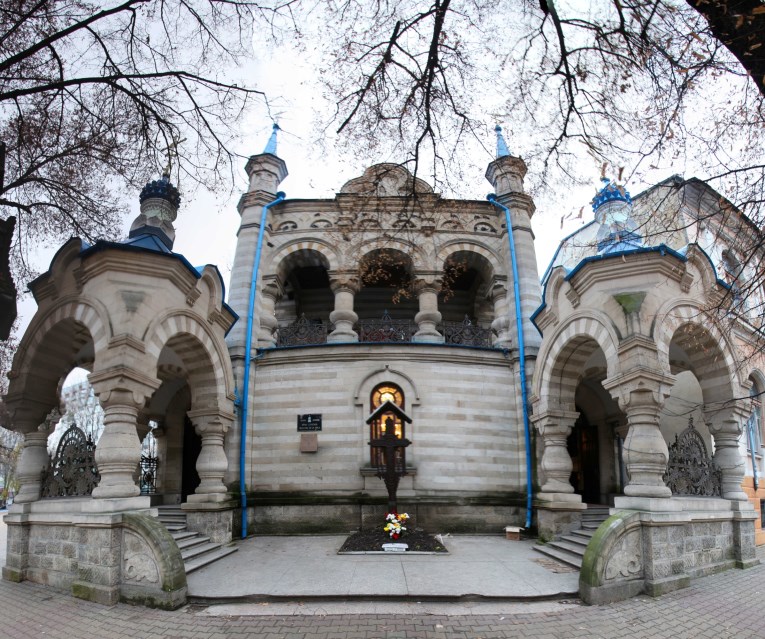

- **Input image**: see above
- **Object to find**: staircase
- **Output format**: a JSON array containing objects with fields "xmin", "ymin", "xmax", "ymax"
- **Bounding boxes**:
[
  {"xmin": 534, "ymin": 505, "xmax": 611, "ymax": 569},
  {"xmin": 156, "ymin": 505, "xmax": 238, "ymax": 574}
]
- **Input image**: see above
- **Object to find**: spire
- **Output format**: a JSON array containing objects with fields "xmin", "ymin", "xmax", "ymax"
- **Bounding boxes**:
[
  {"xmin": 495, "ymin": 125, "xmax": 510, "ymax": 158},
  {"xmin": 263, "ymin": 123, "xmax": 280, "ymax": 156}
]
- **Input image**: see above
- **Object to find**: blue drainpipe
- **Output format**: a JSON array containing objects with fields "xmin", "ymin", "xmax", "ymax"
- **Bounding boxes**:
[
  {"xmin": 487, "ymin": 193, "xmax": 534, "ymax": 530},
  {"xmin": 239, "ymin": 191, "xmax": 286, "ymax": 538}
]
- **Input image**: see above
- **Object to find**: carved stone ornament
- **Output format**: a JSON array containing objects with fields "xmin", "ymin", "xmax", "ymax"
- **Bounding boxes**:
[
  {"xmin": 41, "ymin": 423, "xmax": 100, "ymax": 498},
  {"xmin": 122, "ymin": 531, "xmax": 159, "ymax": 583},
  {"xmin": 605, "ymin": 530, "xmax": 643, "ymax": 581},
  {"xmin": 663, "ymin": 417, "xmax": 722, "ymax": 497}
]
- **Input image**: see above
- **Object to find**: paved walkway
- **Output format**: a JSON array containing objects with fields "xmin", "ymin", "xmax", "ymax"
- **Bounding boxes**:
[
  {"xmin": 187, "ymin": 536, "xmax": 580, "ymax": 602},
  {"xmin": 2, "ymin": 556, "xmax": 765, "ymax": 637}
]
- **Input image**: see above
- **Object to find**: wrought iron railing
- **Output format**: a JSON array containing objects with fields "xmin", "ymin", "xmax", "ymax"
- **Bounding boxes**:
[
  {"xmin": 41, "ymin": 424, "xmax": 100, "ymax": 498},
  {"xmin": 276, "ymin": 314, "xmax": 328, "ymax": 347},
  {"xmin": 275, "ymin": 311, "xmax": 496, "ymax": 348},
  {"xmin": 357, "ymin": 311, "xmax": 417, "ymax": 343},
  {"xmin": 441, "ymin": 316, "xmax": 493, "ymax": 348},
  {"xmin": 139, "ymin": 429, "xmax": 159, "ymax": 495},
  {"xmin": 663, "ymin": 417, "xmax": 722, "ymax": 497}
]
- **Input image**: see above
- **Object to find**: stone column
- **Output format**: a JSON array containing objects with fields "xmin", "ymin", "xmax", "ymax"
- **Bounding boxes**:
[
  {"xmin": 14, "ymin": 410, "xmax": 59, "ymax": 504},
  {"xmin": 186, "ymin": 410, "xmax": 233, "ymax": 503},
  {"xmin": 328, "ymin": 275, "xmax": 359, "ymax": 343},
  {"xmin": 413, "ymin": 279, "xmax": 443, "ymax": 343},
  {"xmin": 606, "ymin": 374, "xmax": 673, "ymax": 499},
  {"xmin": 532, "ymin": 408, "xmax": 585, "ymax": 541},
  {"xmin": 707, "ymin": 408, "xmax": 749, "ymax": 501},
  {"xmin": 534, "ymin": 411, "xmax": 580, "ymax": 496},
  {"xmin": 256, "ymin": 279, "xmax": 281, "ymax": 348},
  {"xmin": 90, "ymin": 371, "xmax": 159, "ymax": 500},
  {"xmin": 489, "ymin": 280, "xmax": 511, "ymax": 348}
]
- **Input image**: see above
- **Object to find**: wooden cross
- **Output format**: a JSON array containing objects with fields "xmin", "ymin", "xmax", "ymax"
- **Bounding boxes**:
[
  {"xmin": 161, "ymin": 136, "xmax": 186, "ymax": 177},
  {"xmin": 369, "ymin": 416, "xmax": 411, "ymax": 513}
]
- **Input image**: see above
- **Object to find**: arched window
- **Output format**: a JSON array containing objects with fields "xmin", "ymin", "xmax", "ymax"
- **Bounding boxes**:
[
  {"xmin": 749, "ymin": 377, "xmax": 763, "ymax": 454},
  {"xmin": 369, "ymin": 383, "xmax": 405, "ymax": 467}
]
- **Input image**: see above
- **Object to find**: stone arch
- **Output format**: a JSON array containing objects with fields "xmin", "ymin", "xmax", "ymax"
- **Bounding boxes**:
[
  {"xmin": 354, "ymin": 245, "xmax": 419, "ymax": 321},
  {"xmin": 353, "ymin": 236, "xmax": 427, "ymax": 272},
  {"xmin": 436, "ymin": 240, "xmax": 502, "ymax": 278},
  {"xmin": 144, "ymin": 311, "xmax": 234, "ymax": 410},
  {"xmin": 6, "ymin": 298, "xmax": 110, "ymax": 425},
  {"xmin": 268, "ymin": 239, "xmax": 339, "ymax": 280},
  {"xmin": 271, "ymin": 247, "xmax": 334, "ymax": 329},
  {"xmin": 354, "ymin": 366, "xmax": 421, "ymax": 407},
  {"xmin": 653, "ymin": 302, "xmax": 740, "ymax": 405},
  {"xmin": 684, "ymin": 244, "xmax": 721, "ymax": 296},
  {"xmin": 438, "ymin": 247, "xmax": 497, "ymax": 324},
  {"xmin": 534, "ymin": 313, "xmax": 620, "ymax": 412}
]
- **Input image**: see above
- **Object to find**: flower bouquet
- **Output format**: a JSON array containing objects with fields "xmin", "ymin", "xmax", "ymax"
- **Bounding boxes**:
[{"xmin": 383, "ymin": 512, "xmax": 409, "ymax": 540}]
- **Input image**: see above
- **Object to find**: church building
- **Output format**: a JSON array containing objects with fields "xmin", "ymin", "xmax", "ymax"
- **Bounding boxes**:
[{"xmin": 1, "ymin": 126, "xmax": 762, "ymax": 606}]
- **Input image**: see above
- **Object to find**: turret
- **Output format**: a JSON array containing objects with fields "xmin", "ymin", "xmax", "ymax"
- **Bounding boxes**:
[
  {"xmin": 484, "ymin": 125, "xmax": 541, "ymax": 353},
  {"xmin": 130, "ymin": 173, "xmax": 181, "ymax": 249},
  {"xmin": 242, "ymin": 124, "xmax": 288, "ymax": 200}
]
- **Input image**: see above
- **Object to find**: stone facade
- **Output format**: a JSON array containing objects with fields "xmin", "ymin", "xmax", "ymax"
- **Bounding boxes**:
[
  {"xmin": 224, "ymin": 155, "xmax": 540, "ymax": 533},
  {"xmin": 2, "ymin": 132, "xmax": 763, "ymax": 607}
]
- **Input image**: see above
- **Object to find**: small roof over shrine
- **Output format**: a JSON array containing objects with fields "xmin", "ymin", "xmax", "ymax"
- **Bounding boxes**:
[{"xmin": 365, "ymin": 400, "xmax": 412, "ymax": 424}]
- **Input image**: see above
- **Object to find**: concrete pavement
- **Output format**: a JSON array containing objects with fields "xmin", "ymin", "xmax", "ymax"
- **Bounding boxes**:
[
  {"xmin": 186, "ymin": 535, "xmax": 580, "ymax": 603},
  {"xmin": 1, "ymin": 553, "xmax": 765, "ymax": 638}
]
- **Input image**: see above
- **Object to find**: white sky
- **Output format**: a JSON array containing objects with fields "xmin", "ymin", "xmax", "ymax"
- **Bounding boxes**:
[{"xmin": 16, "ymin": 35, "xmax": 602, "ymax": 340}]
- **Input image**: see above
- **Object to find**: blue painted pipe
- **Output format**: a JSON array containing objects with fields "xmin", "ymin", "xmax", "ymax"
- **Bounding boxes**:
[
  {"xmin": 240, "ymin": 191, "xmax": 286, "ymax": 538},
  {"xmin": 487, "ymin": 193, "xmax": 534, "ymax": 530}
]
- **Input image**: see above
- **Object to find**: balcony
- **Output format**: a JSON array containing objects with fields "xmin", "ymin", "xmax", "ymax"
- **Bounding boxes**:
[{"xmin": 276, "ymin": 312, "xmax": 495, "ymax": 348}]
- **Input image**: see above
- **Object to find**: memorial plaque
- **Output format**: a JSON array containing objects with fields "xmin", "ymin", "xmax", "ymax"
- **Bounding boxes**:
[{"xmin": 297, "ymin": 414, "xmax": 322, "ymax": 431}]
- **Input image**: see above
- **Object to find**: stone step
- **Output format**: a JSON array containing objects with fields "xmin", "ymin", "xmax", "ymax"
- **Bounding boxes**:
[
  {"xmin": 533, "ymin": 544, "xmax": 583, "ymax": 570},
  {"xmin": 156, "ymin": 506, "xmax": 237, "ymax": 575},
  {"xmin": 181, "ymin": 541, "xmax": 225, "ymax": 562},
  {"xmin": 171, "ymin": 531, "xmax": 199, "ymax": 542},
  {"xmin": 547, "ymin": 539, "xmax": 586, "ymax": 558},
  {"xmin": 177, "ymin": 534, "xmax": 213, "ymax": 551},
  {"xmin": 558, "ymin": 534, "xmax": 589, "ymax": 550},
  {"xmin": 184, "ymin": 546, "xmax": 238, "ymax": 575},
  {"xmin": 163, "ymin": 523, "xmax": 187, "ymax": 532},
  {"xmin": 571, "ymin": 529, "xmax": 595, "ymax": 541}
]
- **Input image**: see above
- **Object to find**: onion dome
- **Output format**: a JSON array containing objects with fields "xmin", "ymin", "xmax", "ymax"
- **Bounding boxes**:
[
  {"xmin": 592, "ymin": 177, "xmax": 642, "ymax": 254},
  {"xmin": 591, "ymin": 177, "xmax": 632, "ymax": 212},
  {"xmin": 130, "ymin": 172, "xmax": 180, "ymax": 250},
  {"xmin": 139, "ymin": 172, "xmax": 181, "ymax": 208}
]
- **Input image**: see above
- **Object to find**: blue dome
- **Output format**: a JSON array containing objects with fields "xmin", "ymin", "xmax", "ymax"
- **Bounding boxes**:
[
  {"xmin": 139, "ymin": 173, "xmax": 181, "ymax": 208},
  {"xmin": 591, "ymin": 177, "xmax": 631, "ymax": 212}
]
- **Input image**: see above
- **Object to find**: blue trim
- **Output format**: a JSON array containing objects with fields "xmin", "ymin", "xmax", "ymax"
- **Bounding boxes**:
[
  {"xmin": 239, "ymin": 191, "xmax": 286, "ymax": 539},
  {"xmin": 531, "ymin": 242, "xmax": 731, "ymax": 331},
  {"xmin": 487, "ymin": 193, "xmax": 534, "ymax": 531},
  {"xmin": 260, "ymin": 341, "xmax": 506, "ymax": 354},
  {"xmin": 562, "ymin": 244, "xmax": 687, "ymax": 281},
  {"xmin": 540, "ymin": 221, "xmax": 596, "ymax": 285}
]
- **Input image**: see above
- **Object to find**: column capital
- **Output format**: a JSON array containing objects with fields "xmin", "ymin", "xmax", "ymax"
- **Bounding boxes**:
[
  {"xmin": 329, "ymin": 271, "xmax": 360, "ymax": 294},
  {"xmin": 187, "ymin": 407, "xmax": 235, "ymax": 435},
  {"xmin": 89, "ymin": 367, "xmax": 160, "ymax": 408},
  {"xmin": 531, "ymin": 409, "xmax": 580, "ymax": 436},
  {"xmin": 603, "ymin": 369, "xmax": 675, "ymax": 412},
  {"xmin": 261, "ymin": 274, "xmax": 284, "ymax": 301}
]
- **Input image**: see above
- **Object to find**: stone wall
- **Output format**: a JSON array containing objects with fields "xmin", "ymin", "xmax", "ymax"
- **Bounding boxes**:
[
  {"xmin": 3, "ymin": 505, "xmax": 187, "ymax": 608},
  {"xmin": 580, "ymin": 500, "xmax": 759, "ymax": 604},
  {"xmin": 228, "ymin": 345, "xmax": 528, "ymax": 533}
]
